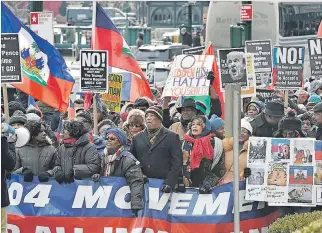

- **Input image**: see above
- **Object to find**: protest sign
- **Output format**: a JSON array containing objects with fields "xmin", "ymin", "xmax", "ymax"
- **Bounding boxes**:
[
  {"xmin": 241, "ymin": 53, "xmax": 255, "ymax": 97},
  {"xmin": 146, "ymin": 62, "xmax": 156, "ymax": 85},
  {"xmin": 1, "ymin": 33, "xmax": 22, "ymax": 83},
  {"xmin": 256, "ymin": 89, "xmax": 274, "ymax": 103},
  {"xmin": 30, "ymin": 12, "xmax": 54, "ymax": 45},
  {"xmin": 308, "ymin": 38, "xmax": 322, "ymax": 76},
  {"xmin": 272, "ymin": 46, "xmax": 305, "ymax": 90},
  {"xmin": 256, "ymin": 73, "xmax": 272, "ymax": 89},
  {"xmin": 182, "ymin": 46, "xmax": 206, "ymax": 55},
  {"xmin": 245, "ymin": 137, "xmax": 322, "ymax": 207},
  {"xmin": 245, "ymin": 40, "xmax": 272, "ymax": 73},
  {"xmin": 6, "ymin": 174, "xmax": 278, "ymax": 233},
  {"xmin": 80, "ymin": 50, "xmax": 108, "ymax": 92},
  {"xmin": 162, "ymin": 55, "xmax": 214, "ymax": 97},
  {"xmin": 218, "ymin": 48, "xmax": 249, "ymax": 91},
  {"xmin": 101, "ymin": 73, "xmax": 123, "ymax": 112}
]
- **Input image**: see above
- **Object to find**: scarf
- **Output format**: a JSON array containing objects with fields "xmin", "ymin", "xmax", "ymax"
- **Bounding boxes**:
[
  {"xmin": 63, "ymin": 138, "xmax": 77, "ymax": 145},
  {"xmin": 147, "ymin": 126, "xmax": 162, "ymax": 145},
  {"xmin": 184, "ymin": 133, "xmax": 216, "ymax": 170},
  {"xmin": 103, "ymin": 146, "xmax": 124, "ymax": 176}
]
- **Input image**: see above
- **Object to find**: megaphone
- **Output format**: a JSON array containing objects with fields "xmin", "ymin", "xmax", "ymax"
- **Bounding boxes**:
[{"xmin": 15, "ymin": 127, "xmax": 31, "ymax": 148}]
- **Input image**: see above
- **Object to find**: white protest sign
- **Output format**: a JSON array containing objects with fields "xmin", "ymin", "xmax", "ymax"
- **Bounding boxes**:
[
  {"xmin": 308, "ymin": 38, "xmax": 322, "ymax": 77},
  {"xmin": 162, "ymin": 55, "xmax": 214, "ymax": 97},
  {"xmin": 30, "ymin": 12, "xmax": 54, "ymax": 45}
]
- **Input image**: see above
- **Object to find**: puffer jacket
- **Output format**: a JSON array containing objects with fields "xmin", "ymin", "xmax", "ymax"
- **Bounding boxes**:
[
  {"xmin": 93, "ymin": 135, "xmax": 106, "ymax": 157},
  {"xmin": 220, "ymin": 138, "xmax": 248, "ymax": 184},
  {"xmin": 14, "ymin": 142, "xmax": 57, "ymax": 175},
  {"xmin": 100, "ymin": 148, "xmax": 144, "ymax": 210},
  {"xmin": 54, "ymin": 134, "xmax": 100, "ymax": 179}
]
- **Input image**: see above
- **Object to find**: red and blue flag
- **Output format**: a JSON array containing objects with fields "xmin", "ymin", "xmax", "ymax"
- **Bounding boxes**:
[{"xmin": 27, "ymin": 95, "xmax": 42, "ymax": 117}]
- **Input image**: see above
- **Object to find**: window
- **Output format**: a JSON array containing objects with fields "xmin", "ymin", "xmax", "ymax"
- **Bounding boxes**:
[
  {"xmin": 279, "ymin": 3, "xmax": 322, "ymax": 37},
  {"xmin": 177, "ymin": 6, "xmax": 201, "ymax": 25},
  {"xmin": 135, "ymin": 49, "xmax": 171, "ymax": 61},
  {"xmin": 151, "ymin": 7, "xmax": 172, "ymax": 25}
]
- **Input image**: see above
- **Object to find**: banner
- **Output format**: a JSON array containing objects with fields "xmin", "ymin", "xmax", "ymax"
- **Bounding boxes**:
[
  {"xmin": 101, "ymin": 73, "xmax": 123, "ymax": 112},
  {"xmin": 1, "ymin": 33, "xmax": 22, "ymax": 83},
  {"xmin": 6, "ymin": 175, "xmax": 278, "ymax": 233},
  {"xmin": 162, "ymin": 55, "xmax": 214, "ymax": 97},
  {"xmin": 80, "ymin": 50, "xmax": 108, "ymax": 92},
  {"xmin": 272, "ymin": 46, "xmax": 305, "ymax": 90},
  {"xmin": 182, "ymin": 46, "xmax": 206, "ymax": 55},
  {"xmin": 245, "ymin": 137, "xmax": 322, "ymax": 207},
  {"xmin": 218, "ymin": 48, "xmax": 249, "ymax": 92},
  {"xmin": 308, "ymin": 38, "xmax": 322, "ymax": 77}
]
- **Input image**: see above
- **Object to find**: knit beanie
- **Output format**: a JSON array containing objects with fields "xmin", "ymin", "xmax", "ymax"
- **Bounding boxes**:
[
  {"xmin": 309, "ymin": 80, "xmax": 322, "ymax": 94},
  {"xmin": 9, "ymin": 110, "xmax": 27, "ymax": 126},
  {"xmin": 241, "ymin": 118, "xmax": 253, "ymax": 135},
  {"xmin": 209, "ymin": 114, "xmax": 225, "ymax": 132},
  {"xmin": 8, "ymin": 101, "xmax": 26, "ymax": 117},
  {"xmin": 26, "ymin": 113, "xmax": 41, "ymax": 121},
  {"xmin": 145, "ymin": 106, "xmax": 163, "ymax": 121},
  {"xmin": 308, "ymin": 94, "xmax": 321, "ymax": 104},
  {"xmin": 246, "ymin": 101, "xmax": 265, "ymax": 113},
  {"xmin": 105, "ymin": 128, "xmax": 127, "ymax": 145},
  {"xmin": 134, "ymin": 98, "xmax": 150, "ymax": 109},
  {"xmin": 76, "ymin": 110, "xmax": 93, "ymax": 124},
  {"xmin": 278, "ymin": 111, "xmax": 302, "ymax": 132},
  {"xmin": 196, "ymin": 101, "xmax": 207, "ymax": 115}
]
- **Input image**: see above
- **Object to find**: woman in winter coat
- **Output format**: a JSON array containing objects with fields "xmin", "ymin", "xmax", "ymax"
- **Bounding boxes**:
[
  {"xmin": 220, "ymin": 119, "xmax": 252, "ymax": 184},
  {"xmin": 53, "ymin": 120, "xmax": 100, "ymax": 183},
  {"xmin": 92, "ymin": 128, "xmax": 144, "ymax": 216},
  {"xmin": 122, "ymin": 109, "xmax": 146, "ymax": 144},
  {"xmin": 182, "ymin": 115, "xmax": 225, "ymax": 193},
  {"xmin": 14, "ymin": 120, "xmax": 57, "ymax": 182}
]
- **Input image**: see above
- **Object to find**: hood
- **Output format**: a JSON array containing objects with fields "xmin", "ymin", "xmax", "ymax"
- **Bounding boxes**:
[
  {"xmin": 76, "ymin": 134, "xmax": 90, "ymax": 146},
  {"xmin": 93, "ymin": 135, "xmax": 106, "ymax": 149}
]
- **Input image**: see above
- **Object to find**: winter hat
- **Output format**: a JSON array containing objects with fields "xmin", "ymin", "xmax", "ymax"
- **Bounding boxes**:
[
  {"xmin": 8, "ymin": 101, "xmax": 26, "ymax": 117},
  {"xmin": 104, "ymin": 128, "xmax": 127, "ymax": 145},
  {"xmin": 127, "ymin": 109, "xmax": 145, "ymax": 127},
  {"xmin": 120, "ymin": 103, "xmax": 134, "ymax": 115},
  {"xmin": 26, "ymin": 108, "xmax": 42, "ymax": 117},
  {"xmin": 295, "ymin": 90, "xmax": 309, "ymax": 98},
  {"xmin": 209, "ymin": 114, "xmax": 225, "ymax": 132},
  {"xmin": 26, "ymin": 113, "xmax": 41, "ymax": 121},
  {"xmin": 97, "ymin": 119, "xmax": 116, "ymax": 133},
  {"xmin": 145, "ymin": 106, "xmax": 163, "ymax": 121},
  {"xmin": 297, "ymin": 104, "xmax": 307, "ymax": 112},
  {"xmin": 308, "ymin": 94, "xmax": 321, "ymax": 104},
  {"xmin": 121, "ymin": 112, "xmax": 129, "ymax": 122},
  {"xmin": 278, "ymin": 111, "xmax": 302, "ymax": 132},
  {"xmin": 76, "ymin": 110, "xmax": 93, "ymax": 124},
  {"xmin": 241, "ymin": 118, "xmax": 253, "ymax": 135},
  {"xmin": 133, "ymin": 98, "xmax": 150, "ymax": 109},
  {"xmin": 196, "ymin": 101, "xmax": 207, "ymax": 115},
  {"xmin": 9, "ymin": 110, "xmax": 27, "ymax": 126},
  {"xmin": 309, "ymin": 80, "xmax": 322, "ymax": 94}
]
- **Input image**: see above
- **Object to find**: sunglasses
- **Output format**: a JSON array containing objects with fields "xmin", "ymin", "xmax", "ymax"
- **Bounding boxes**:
[
  {"xmin": 129, "ymin": 124, "xmax": 141, "ymax": 128},
  {"xmin": 106, "ymin": 137, "xmax": 117, "ymax": 141}
]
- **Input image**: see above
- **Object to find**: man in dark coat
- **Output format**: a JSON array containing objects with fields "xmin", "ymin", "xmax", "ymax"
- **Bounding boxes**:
[
  {"xmin": 251, "ymin": 100, "xmax": 285, "ymax": 137},
  {"xmin": 131, "ymin": 106, "xmax": 183, "ymax": 193},
  {"xmin": 1, "ymin": 133, "xmax": 15, "ymax": 232},
  {"xmin": 136, "ymin": 32, "xmax": 144, "ymax": 48},
  {"xmin": 313, "ymin": 102, "xmax": 322, "ymax": 140},
  {"xmin": 181, "ymin": 27, "xmax": 192, "ymax": 47}
]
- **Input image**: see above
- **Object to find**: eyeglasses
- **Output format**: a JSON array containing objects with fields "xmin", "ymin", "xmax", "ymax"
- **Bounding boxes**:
[
  {"xmin": 106, "ymin": 137, "xmax": 117, "ymax": 141},
  {"xmin": 129, "ymin": 124, "xmax": 141, "ymax": 128}
]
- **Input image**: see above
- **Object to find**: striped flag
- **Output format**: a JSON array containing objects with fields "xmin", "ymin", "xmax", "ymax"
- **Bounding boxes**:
[
  {"xmin": 68, "ymin": 99, "xmax": 75, "ymax": 120},
  {"xmin": 27, "ymin": 96, "xmax": 43, "ymax": 118}
]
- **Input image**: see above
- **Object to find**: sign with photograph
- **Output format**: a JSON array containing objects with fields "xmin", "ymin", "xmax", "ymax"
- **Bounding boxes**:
[{"xmin": 308, "ymin": 38, "xmax": 322, "ymax": 76}]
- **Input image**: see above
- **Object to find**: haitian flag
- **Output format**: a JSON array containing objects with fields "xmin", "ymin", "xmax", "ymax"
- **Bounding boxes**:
[
  {"xmin": 1, "ymin": 2, "xmax": 74, "ymax": 112},
  {"xmin": 6, "ymin": 174, "xmax": 278, "ymax": 233},
  {"xmin": 92, "ymin": 3, "xmax": 152, "ymax": 100},
  {"xmin": 68, "ymin": 99, "xmax": 76, "ymax": 120},
  {"xmin": 318, "ymin": 20, "xmax": 322, "ymax": 37},
  {"xmin": 27, "ymin": 95, "xmax": 43, "ymax": 117}
]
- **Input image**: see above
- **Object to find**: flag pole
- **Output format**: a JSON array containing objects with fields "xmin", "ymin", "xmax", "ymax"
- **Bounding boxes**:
[
  {"xmin": 2, "ymin": 84, "xmax": 10, "ymax": 123},
  {"xmin": 92, "ymin": 0, "xmax": 98, "ymax": 135}
]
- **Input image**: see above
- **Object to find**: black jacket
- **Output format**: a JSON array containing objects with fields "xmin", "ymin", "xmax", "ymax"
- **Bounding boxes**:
[
  {"xmin": 1, "ymin": 136, "xmax": 15, "ymax": 207},
  {"xmin": 182, "ymin": 33, "xmax": 192, "ymax": 47},
  {"xmin": 316, "ymin": 127, "xmax": 322, "ymax": 141},
  {"xmin": 130, "ymin": 127, "xmax": 183, "ymax": 189},
  {"xmin": 251, "ymin": 113, "xmax": 278, "ymax": 137}
]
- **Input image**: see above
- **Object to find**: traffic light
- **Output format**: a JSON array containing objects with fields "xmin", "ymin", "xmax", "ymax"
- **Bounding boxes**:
[{"xmin": 230, "ymin": 25, "xmax": 245, "ymax": 48}]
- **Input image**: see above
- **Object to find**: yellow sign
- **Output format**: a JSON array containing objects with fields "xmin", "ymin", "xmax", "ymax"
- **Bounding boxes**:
[{"xmin": 101, "ymin": 73, "xmax": 123, "ymax": 112}]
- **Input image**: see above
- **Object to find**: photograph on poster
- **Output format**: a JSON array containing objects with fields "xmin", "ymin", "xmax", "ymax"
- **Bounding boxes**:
[
  {"xmin": 248, "ymin": 137, "xmax": 267, "ymax": 164},
  {"xmin": 248, "ymin": 169, "xmax": 265, "ymax": 185},
  {"xmin": 267, "ymin": 163, "xmax": 287, "ymax": 186},
  {"xmin": 293, "ymin": 139, "xmax": 314, "ymax": 165},
  {"xmin": 314, "ymin": 162, "xmax": 322, "ymax": 185},
  {"xmin": 315, "ymin": 140, "xmax": 322, "ymax": 161},
  {"xmin": 271, "ymin": 139, "xmax": 290, "ymax": 161},
  {"xmin": 316, "ymin": 187, "xmax": 322, "ymax": 204},
  {"xmin": 288, "ymin": 185, "xmax": 312, "ymax": 204},
  {"xmin": 289, "ymin": 165, "xmax": 313, "ymax": 185}
]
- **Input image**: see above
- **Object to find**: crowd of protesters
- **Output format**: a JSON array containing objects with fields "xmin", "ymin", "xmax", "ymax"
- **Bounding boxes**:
[{"xmin": 2, "ymin": 73, "xmax": 322, "ymax": 227}]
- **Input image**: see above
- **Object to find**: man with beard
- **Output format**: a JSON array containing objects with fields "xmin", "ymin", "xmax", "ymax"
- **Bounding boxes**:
[
  {"xmin": 227, "ymin": 51, "xmax": 246, "ymax": 82},
  {"xmin": 251, "ymin": 100, "xmax": 285, "ymax": 137},
  {"xmin": 169, "ymin": 98, "xmax": 197, "ymax": 141},
  {"xmin": 312, "ymin": 102, "xmax": 322, "ymax": 140}
]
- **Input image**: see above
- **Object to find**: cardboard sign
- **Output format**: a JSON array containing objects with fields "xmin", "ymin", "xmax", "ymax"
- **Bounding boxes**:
[
  {"xmin": 30, "ymin": 12, "xmax": 54, "ymax": 45},
  {"xmin": 240, "ymin": 4, "xmax": 253, "ymax": 21},
  {"xmin": 308, "ymin": 38, "xmax": 322, "ymax": 77},
  {"xmin": 101, "ymin": 73, "xmax": 123, "ymax": 112},
  {"xmin": 162, "ymin": 55, "xmax": 214, "ymax": 97},
  {"xmin": 273, "ymin": 46, "xmax": 305, "ymax": 90},
  {"xmin": 146, "ymin": 62, "xmax": 156, "ymax": 86},
  {"xmin": 1, "ymin": 33, "xmax": 22, "ymax": 83},
  {"xmin": 245, "ymin": 40, "xmax": 272, "ymax": 73},
  {"xmin": 241, "ymin": 53, "xmax": 256, "ymax": 98},
  {"xmin": 80, "ymin": 50, "xmax": 108, "ymax": 92},
  {"xmin": 182, "ymin": 46, "xmax": 206, "ymax": 55}
]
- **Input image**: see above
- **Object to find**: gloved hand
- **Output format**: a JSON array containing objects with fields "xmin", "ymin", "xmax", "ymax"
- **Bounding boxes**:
[
  {"xmin": 143, "ymin": 175, "xmax": 149, "ymax": 184},
  {"xmin": 199, "ymin": 182, "xmax": 212, "ymax": 194},
  {"xmin": 22, "ymin": 167, "xmax": 33, "ymax": 182},
  {"xmin": 207, "ymin": 71, "xmax": 215, "ymax": 85},
  {"xmin": 65, "ymin": 169, "xmax": 74, "ymax": 183},
  {"xmin": 54, "ymin": 169, "xmax": 65, "ymax": 184},
  {"xmin": 132, "ymin": 209, "xmax": 141, "ymax": 218},
  {"xmin": 92, "ymin": 174, "xmax": 100, "ymax": 182},
  {"xmin": 161, "ymin": 184, "xmax": 172, "ymax": 193},
  {"xmin": 38, "ymin": 172, "xmax": 50, "ymax": 182},
  {"xmin": 175, "ymin": 183, "xmax": 186, "ymax": 193},
  {"xmin": 244, "ymin": 167, "xmax": 251, "ymax": 178}
]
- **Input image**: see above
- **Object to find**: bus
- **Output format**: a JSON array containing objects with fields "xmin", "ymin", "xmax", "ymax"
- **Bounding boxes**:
[{"xmin": 206, "ymin": 1, "xmax": 322, "ymax": 79}]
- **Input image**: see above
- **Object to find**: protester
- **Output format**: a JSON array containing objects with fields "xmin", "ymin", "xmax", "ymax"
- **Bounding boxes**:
[
  {"xmin": 92, "ymin": 128, "xmax": 144, "ymax": 216},
  {"xmin": 251, "ymin": 100, "xmax": 285, "ymax": 137},
  {"xmin": 295, "ymin": 90, "xmax": 309, "ymax": 105},
  {"xmin": 122, "ymin": 109, "xmax": 145, "ymax": 144},
  {"xmin": 312, "ymin": 102, "xmax": 322, "ymax": 140},
  {"xmin": 41, "ymin": 121, "xmax": 59, "ymax": 148},
  {"xmin": 309, "ymin": 80, "xmax": 322, "ymax": 96},
  {"xmin": 192, "ymin": 31, "xmax": 202, "ymax": 47},
  {"xmin": 298, "ymin": 112, "xmax": 316, "ymax": 138},
  {"xmin": 120, "ymin": 103, "xmax": 134, "ymax": 115},
  {"xmin": 130, "ymin": 106, "xmax": 182, "ymax": 193},
  {"xmin": 244, "ymin": 101, "xmax": 265, "ymax": 121},
  {"xmin": 133, "ymin": 98, "xmax": 150, "ymax": 112},
  {"xmin": 9, "ymin": 110, "xmax": 27, "ymax": 128},
  {"xmin": 97, "ymin": 119, "xmax": 116, "ymax": 136},
  {"xmin": 75, "ymin": 110, "xmax": 93, "ymax": 141},
  {"xmin": 209, "ymin": 114, "xmax": 225, "ymax": 139},
  {"xmin": 74, "ymin": 99, "xmax": 84, "ymax": 113},
  {"xmin": 1, "ymin": 134, "xmax": 15, "ymax": 233},
  {"xmin": 26, "ymin": 108, "xmax": 42, "ymax": 118},
  {"xmin": 8, "ymin": 101, "xmax": 26, "ymax": 117},
  {"xmin": 37, "ymin": 101, "xmax": 60, "ymax": 131},
  {"xmin": 182, "ymin": 115, "xmax": 224, "ymax": 192},
  {"xmin": 181, "ymin": 27, "xmax": 192, "ymax": 47},
  {"xmin": 90, "ymin": 101, "xmax": 108, "ymax": 123},
  {"xmin": 14, "ymin": 120, "xmax": 57, "ymax": 182},
  {"xmin": 196, "ymin": 101, "xmax": 207, "ymax": 115},
  {"xmin": 169, "ymin": 98, "xmax": 197, "ymax": 141},
  {"xmin": 53, "ymin": 120, "xmax": 100, "ymax": 183},
  {"xmin": 136, "ymin": 32, "xmax": 144, "ymax": 48},
  {"xmin": 306, "ymin": 94, "xmax": 321, "ymax": 112},
  {"xmin": 221, "ymin": 119, "xmax": 252, "ymax": 184}
]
